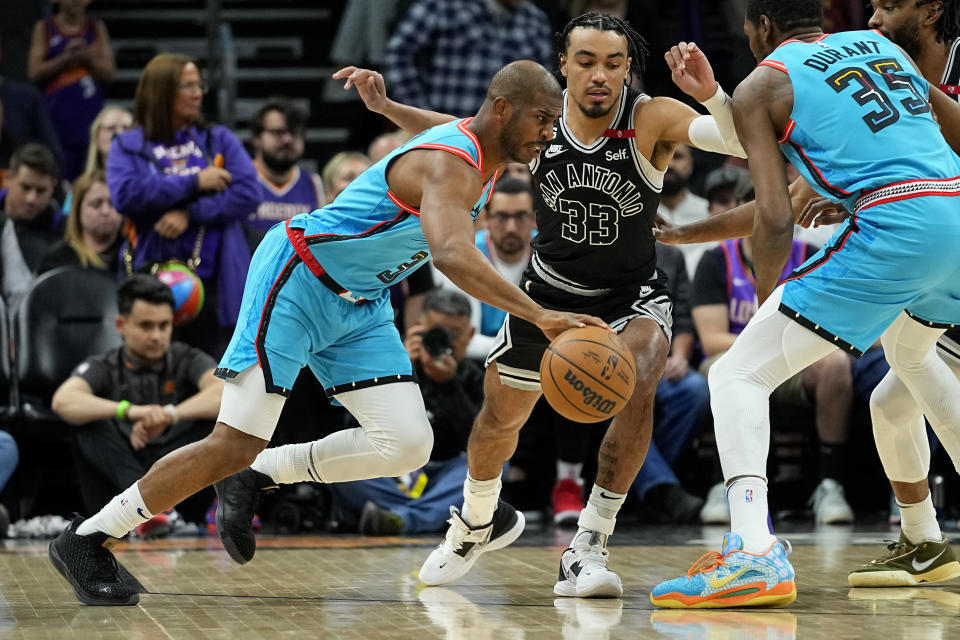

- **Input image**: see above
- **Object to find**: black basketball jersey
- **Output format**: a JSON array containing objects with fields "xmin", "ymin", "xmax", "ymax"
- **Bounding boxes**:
[
  {"xmin": 941, "ymin": 39, "xmax": 960, "ymax": 351},
  {"xmin": 529, "ymin": 86, "xmax": 663, "ymax": 292}
]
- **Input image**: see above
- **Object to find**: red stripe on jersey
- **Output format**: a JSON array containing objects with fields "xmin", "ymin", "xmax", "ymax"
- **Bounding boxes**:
[
  {"xmin": 759, "ymin": 60, "xmax": 789, "ymax": 74},
  {"xmin": 778, "ymin": 119, "xmax": 797, "ymax": 145},
  {"xmin": 941, "ymin": 84, "xmax": 960, "ymax": 95},
  {"xmin": 603, "ymin": 128, "xmax": 635, "ymax": 138}
]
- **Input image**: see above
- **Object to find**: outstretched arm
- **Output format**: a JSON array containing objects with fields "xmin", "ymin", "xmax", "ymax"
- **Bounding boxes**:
[
  {"xmin": 333, "ymin": 66, "xmax": 456, "ymax": 135},
  {"xmin": 733, "ymin": 67, "xmax": 796, "ymax": 304}
]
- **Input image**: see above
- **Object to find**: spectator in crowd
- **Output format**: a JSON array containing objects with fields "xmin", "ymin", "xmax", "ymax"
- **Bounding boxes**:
[
  {"xmin": 331, "ymin": 289, "xmax": 485, "ymax": 535},
  {"xmin": 434, "ymin": 177, "xmax": 535, "ymax": 361},
  {"xmin": 51, "ymin": 274, "xmax": 223, "ymax": 537},
  {"xmin": 38, "ymin": 171, "xmax": 124, "ymax": 274},
  {"xmin": 501, "ymin": 162, "xmax": 533, "ymax": 185},
  {"xmin": 703, "ymin": 165, "xmax": 750, "ymax": 216},
  {"xmin": 0, "ymin": 64, "xmax": 63, "ymax": 170},
  {"xmin": 62, "ymin": 105, "xmax": 133, "ymax": 214},
  {"xmin": 631, "ymin": 242, "xmax": 710, "ymax": 523},
  {"xmin": 321, "ymin": 151, "xmax": 371, "ymax": 202},
  {"xmin": 0, "ymin": 430, "xmax": 18, "ymax": 537},
  {"xmin": 246, "ymin": 97, "xmax": 325, "ymax": 250},
  {"xmin": 384, "ymin": 0, "xmax": 552, "ymax": 117},
  {"xmin": 107, "ymin": 53, "xmax": 259, "ymax": 359},
  {"xmin": 656, "ymin": 144, "xmax": 712, "ymax": 276},
  {"xmin": 691, "ymin": 182, "xmax": 856, "ymax": 525},
  {"xmin": 28, "ymin": 0, "xmax": 115, "ymax": 181},
  {"xmin": 366, "ymin": 130, "xmax": 406, "ymax": 163},
  {"xmin": 0, "ymin": 142, "xmax": 61, "ymax": 311}
]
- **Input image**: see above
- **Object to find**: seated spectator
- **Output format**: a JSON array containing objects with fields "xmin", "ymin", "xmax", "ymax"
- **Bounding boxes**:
[
  {"xmin": 630, "ymin": 242, "xmax": 710, "ymax": 523},
  {"xmin": 28, "ymin": 0, "xmax": 115, "ymax": 180},
  {"xmin": 108, "ymin": 53, "xmax": 259, "ymax": 359},
  {"xmin": 330, "ymin": 290, "xmax": 484, "ymax": 535},
  {"xmin": 0, "ymin": 142, "xmax": 62, "ymax": 311},
  {"xmin": 62, "ymin": 105, "xmax": 133, "ymax": 214},
  {"xmin": 367, "ymin": 130, "xmax": 406, "ymax": 163},
  {"xmin": 0, "ymin": 430, "xmax": 18, "ymax": 537},
  {"xmin": 692, "ymin": 183, "xmax": 856, "ymax": 525},
  {"xmin": 657, "ymin": 144, "xmax": 712, "ymax": 276},
  {"xmin": 246, "ymin": 97, "xmax": 325, "ymax": 250},
  {"xmin": 51, "ymin": 274, "xmax": 223, "ymax": 537},
  {"xmin": 38, "ymin": 171, "xmax": 124, "ymax": 274},
  {"xmin": 321, "ymin": 151, "xmax": 372, "ymax": 201},
  {"xmin": 0, "ymin": 72, "xmax": 63, "ymax": 170},
  {"xmin": 703, "ymin": 165, "xmax": 750, "ymax": 216},
  {"xmin": 501, "ymin": 162, "xmax": 533, "ymax": 185}
]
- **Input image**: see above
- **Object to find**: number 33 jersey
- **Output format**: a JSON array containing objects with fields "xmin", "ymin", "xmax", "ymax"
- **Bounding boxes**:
[
  {"xmin": 761, "ymin": 29, "xmax": 960, "ymax": 212},
  {"xmin": 530, "ymin": 87, "xmax": 665, "ymax": 292}
]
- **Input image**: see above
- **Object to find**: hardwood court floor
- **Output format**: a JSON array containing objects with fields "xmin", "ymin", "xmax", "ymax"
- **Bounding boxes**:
[{"xmin": 2, "ymin": 525, "xmax": 959, "ymax": 639}]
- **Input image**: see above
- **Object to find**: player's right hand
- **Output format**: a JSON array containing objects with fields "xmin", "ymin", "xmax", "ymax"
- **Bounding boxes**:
[
  {"xmin": 333, "ymin": 66, "xmax": 388, "ymax": 114},
  {"xmin": 796, "ymin": 196, "xmax": 849, "ymax": 228},
  {"xmin": 534, "ymin": 310, "xmax": 609, "ymax": 341}
]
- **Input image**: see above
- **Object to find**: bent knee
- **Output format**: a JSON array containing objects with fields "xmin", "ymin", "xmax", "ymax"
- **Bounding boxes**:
[
  {"xmin": 382, "ymin": 421, "xmax": 434, "ymax": 476},
  {"xmin": 209, "ymin": 422, "xmax": 269, "ymax": 470}
]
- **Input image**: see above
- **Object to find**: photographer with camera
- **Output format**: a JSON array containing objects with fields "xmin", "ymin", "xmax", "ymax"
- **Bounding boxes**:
[{"xmin": 329, "ymin": 289, "xmax": 486, "ymax": 535}]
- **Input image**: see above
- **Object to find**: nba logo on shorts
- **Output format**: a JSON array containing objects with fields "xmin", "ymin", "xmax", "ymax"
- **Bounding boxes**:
[{"xmin": 745, "ymin": 489, "xmax": 754, "ymax": 503}]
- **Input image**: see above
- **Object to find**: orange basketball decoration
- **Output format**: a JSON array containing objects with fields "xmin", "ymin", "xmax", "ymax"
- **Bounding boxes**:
[{"xmin": 539, "ymin": 327, "xmax": 636, "ymax": 423}]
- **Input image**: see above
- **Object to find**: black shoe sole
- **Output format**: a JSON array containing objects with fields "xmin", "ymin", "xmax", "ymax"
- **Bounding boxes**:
[
  {"xmin": 48, "ymin": 540, "xmax": 139, "ymax": 606},
  {"xmin": 214, "ymin": 478, "xmax": 253, "ymax": 565}
]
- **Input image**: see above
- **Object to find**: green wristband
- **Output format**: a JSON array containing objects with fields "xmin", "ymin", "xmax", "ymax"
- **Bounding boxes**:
[{"xmin": 116, "ymin": 400, "xmax": 131, "ymax": 420}]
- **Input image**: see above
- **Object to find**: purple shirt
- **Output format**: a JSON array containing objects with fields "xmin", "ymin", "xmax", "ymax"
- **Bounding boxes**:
[
  {"xmin": 248, "ymin": 166, "xmax": 326, "ymax": 232},
  {"xmin": 41, "ymin": 18, "xmax": 103, "ymax": 146}
]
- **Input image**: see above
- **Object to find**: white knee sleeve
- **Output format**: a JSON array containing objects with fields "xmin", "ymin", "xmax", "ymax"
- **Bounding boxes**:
[
  {"xmin": 870, "ymin": 369, "xmax": 929, "ymax": 483},
  {"xmin": 310, "ymin": 382, "xmax": 434, "ymax": 483},
  {"xmin": 711, "ymin": 286, "xmax": 838, "ymax": 481},
  {"xmin": 880, "ymin": 314, "xmax": 960, "ymax": 476},
  {"xmin": 217, "ymin": 366, "xmax": 286, "ymax": 441}
]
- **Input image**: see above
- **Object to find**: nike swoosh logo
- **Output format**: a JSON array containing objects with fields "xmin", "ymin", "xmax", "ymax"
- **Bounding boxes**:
[
  {"xmin": 137, "ymin": 508, "xmax": 149, "ymax": 520},
  {"xmin": 544, "ymin": 148, "xmax": 567, "ymax": 158},
  {"xmin": 710, "ymin": 567, "xmax": 749, "ymax": 589},
  {"xmin": 912, "ymin": 548, "xmax": 947, "ymax": 572},
  {"xmin": 599, "ymin": 491, "xmax": 618, "ymax": 500},
  {"xmin": 438, "ymin": 563, "xmax": 446, "ymax": 569}
]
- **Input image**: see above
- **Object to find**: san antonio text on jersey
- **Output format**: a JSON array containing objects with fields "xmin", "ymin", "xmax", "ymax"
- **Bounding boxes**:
[{"xmin": 529, "ymin": 86, "xmax": 664, "ymax": 292}]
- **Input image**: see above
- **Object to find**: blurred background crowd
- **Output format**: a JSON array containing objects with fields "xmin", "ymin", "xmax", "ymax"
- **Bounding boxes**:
[{"xmin": 0, "ymin": 0, "xmax": 953, "ymax": 542}]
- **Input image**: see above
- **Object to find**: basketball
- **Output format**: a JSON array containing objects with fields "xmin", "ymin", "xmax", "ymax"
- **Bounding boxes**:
[
  {"xmin": 155, "ymin": 264, "xmax": 205, "ymax": 327},
  {"xmin": 539, "ymin": 326, "xmax": 636, "ymax": 423}
]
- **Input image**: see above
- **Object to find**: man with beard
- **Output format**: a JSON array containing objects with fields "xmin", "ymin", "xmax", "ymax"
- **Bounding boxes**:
[
  {"xmin": 656, "ymin": 0, "xmax": 960, "ymax": 590},
  {"xmin": 246, "ymin": 97, "xmax": 326, "ymax": 250},
  {"xmin": 48, "ymin": 60, "xmax": 604, "ymax": 606},
  {"xmin": 333, "ymin": 11, "xmax": 747, "ymax": 598},
  {"xmin": 657, "ymin": 143, "xmax": 711, "ymax": 276}
]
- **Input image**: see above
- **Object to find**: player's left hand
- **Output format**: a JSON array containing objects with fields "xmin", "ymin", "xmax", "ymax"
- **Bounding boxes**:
[
  {"xmin": 652, "ymin": 214, "xmax": 682, "ymax": 245},
  {"xmin": 154, "ymin": 209, "xmax": 189, "ymax": 239},
  {"xmin": 797, "ymin": 196, "xmax": 850, "ymax": 228},
  {"xmin": 665, "ymin": 42, "xmax": 717, "ymax": 103},
  {"xmin": 535, "ymin": 310, "xmax": 610, "ymax": 341},
  {"xmin": 333, "ymin": 66, "xmax": 388, "ymax": 114}
]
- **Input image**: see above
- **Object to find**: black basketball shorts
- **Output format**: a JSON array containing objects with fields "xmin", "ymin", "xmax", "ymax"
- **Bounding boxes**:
[{"xmin": 486, "ymin": 266, "xmax": 673, "ymax": 391}]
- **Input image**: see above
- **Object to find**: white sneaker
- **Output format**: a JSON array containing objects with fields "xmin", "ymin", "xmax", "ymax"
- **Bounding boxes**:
[
  {"xmin": 554, "ymin": 530, "xmax": 623, "ymax": 598},
  {"xmin": 810, "ymin": 478, "xmax": 855, "ymax": 524},
  {"xmin": 419, "ymin": 500, "xmax": 525, "ymax": 586},
  {"xmin": 699, "ymin": 482, "xmax": 730, "ymax": 525}
]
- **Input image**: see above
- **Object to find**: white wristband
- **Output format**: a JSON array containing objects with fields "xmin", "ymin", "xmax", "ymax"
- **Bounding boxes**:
[
  {"xmin": 163, "ymin": 404, "xmax": 180, "ymax": 424},
  {"xmin": 699, "ymin": 82, "xmax": 729, "ymax": 110}
]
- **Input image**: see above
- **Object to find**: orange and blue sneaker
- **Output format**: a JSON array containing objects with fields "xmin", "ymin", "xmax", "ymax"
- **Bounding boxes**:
[{"xmin": 650, "ymin": 533, "xmax": 797, "ymax": 609}]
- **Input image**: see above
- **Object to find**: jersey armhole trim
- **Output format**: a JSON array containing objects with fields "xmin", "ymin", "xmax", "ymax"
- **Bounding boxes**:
[
  {"xmin": 627, "ymin": 94, "xmax": 665, "ymax": 192},
  {"xmin": 759, "ymin": 60, "xmax": 789, "ymax": 74}
]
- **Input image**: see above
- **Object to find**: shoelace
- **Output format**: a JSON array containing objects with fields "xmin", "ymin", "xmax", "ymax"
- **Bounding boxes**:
[
  {"xmin": 687, "ymin": 551, "xmax": 726, "ymax": 576},
  {"xmin": 440, "ymin": 508, "xmax": 473, "ymax": 553},
  {"xmin": 574, "ymin": 542, "xmax": 610, "ymax": 570}
]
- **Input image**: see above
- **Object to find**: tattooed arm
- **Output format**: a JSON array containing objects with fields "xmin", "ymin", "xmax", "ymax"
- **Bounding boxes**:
[{"xmin": 732, "ymin": 66, "xmax": 796, "ymax": 305}]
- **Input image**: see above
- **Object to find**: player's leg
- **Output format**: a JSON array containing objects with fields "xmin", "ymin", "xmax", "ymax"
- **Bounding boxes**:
[
  {"xmin": 418, "ymin": 362, "xmax": 539, "ymax": 585},
  {"xmin": 651, "ymin": 286, "xmax": 837, "ymax": 609},
  {"xmin": 849, "ymin": 316, "xmax": 960, "ymax": 586}
]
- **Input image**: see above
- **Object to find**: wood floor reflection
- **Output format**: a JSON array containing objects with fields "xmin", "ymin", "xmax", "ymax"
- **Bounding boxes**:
[{"xmin": 3, "ymin": 527, "xmax": 959, "ymax": 639}]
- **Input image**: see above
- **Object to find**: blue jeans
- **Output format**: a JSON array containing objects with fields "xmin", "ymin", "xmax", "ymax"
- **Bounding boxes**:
[
  {"xmin": 0, "ymin": 431, "xmax": 18, "ymax": 493},
  {"xmin": 331, "ymin": 456, "xmax": 472, "ymax": 534},
  {"xmin": 632, "ymin": 370, "xmax": 710, "ymax": 499}
]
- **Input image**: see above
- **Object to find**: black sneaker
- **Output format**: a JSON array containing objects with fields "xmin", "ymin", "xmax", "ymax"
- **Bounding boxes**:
[
  {"xmin": 48, "ymin": 516, "xmax": 139, "ymax": 606},
  {"xmin": 214, "ymin": 468, "xmax": 278, "ymax": 564}
]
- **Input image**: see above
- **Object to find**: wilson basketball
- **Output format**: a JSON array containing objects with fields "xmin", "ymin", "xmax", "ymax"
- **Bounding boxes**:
[
  {"xmin": 539, "ymin": 326, "xmax": 636, "ymax": 423},
  {"xmin": 155, "ymin": 264, "xmax": 205, "ymax": 327}
]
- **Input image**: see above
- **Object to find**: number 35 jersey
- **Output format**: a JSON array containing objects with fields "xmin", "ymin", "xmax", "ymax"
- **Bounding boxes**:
[
  {"xmin": 762, "ymin": 30, "xmax": 960, "ymax": 212},
  {"xmin": 530, "ymin": 87, "xmax": 664, "ymax": 292}
]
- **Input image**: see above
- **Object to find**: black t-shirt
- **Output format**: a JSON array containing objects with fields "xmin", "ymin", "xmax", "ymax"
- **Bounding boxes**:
[
  {"xmin": 37, "ymin": 237, "xmax": 123, "ymax": 276},
  {"xmin": 73, "ymin": 342, "xmax": 216, "ymax": 444}
]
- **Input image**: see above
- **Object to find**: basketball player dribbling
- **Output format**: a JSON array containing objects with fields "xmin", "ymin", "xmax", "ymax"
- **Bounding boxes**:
[
  {"xmin": 338, "ymin": 12, "xmax": 748, "ymax": 598},
  {"xmin": 47, "ymin": 60, "xmax": 607, "ymax": 606},
  {"xmin": 650, "ymin": 0, "xmax": 960, "ymax": 608},
  {"xmin": 657, "ymin": 0, "xmax": 960, "ymax": 589}
]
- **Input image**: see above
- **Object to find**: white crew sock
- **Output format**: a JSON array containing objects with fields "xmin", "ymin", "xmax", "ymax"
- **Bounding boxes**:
[
  {"xmin": 727, "ymin": 476, "xmax": 777, "ymax": 553},
  {"xmin": 251, "ymin": 442, "xmax": 319, "ymax": 484},
  {"xmin": 899, "ymin": 494, "xmax": 942, "ymax": 544},
  {"xmin": 77, "ymin": 482, "xmax": 154, "ymax": 538},
  {"xmin": 461, "ymin": 474, "xmax": 501, "ymax": 527},
  {"xmin": 575, "ymin": 484, "xmax": 626, "ymax": 544},
  {"xmin": 557, "ymin": 461, "xmax": 583, "ymax": 482}
]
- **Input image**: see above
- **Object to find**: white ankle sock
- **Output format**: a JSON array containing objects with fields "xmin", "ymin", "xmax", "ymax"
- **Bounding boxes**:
[
  {"xmin": 899, "ymin": 494, "xmax": 941, "ymax": 543},
  {"xmin": 77, "ymin": 482, "xmax": 154, "ymax": 538},
  {"xmin": 251, "ymin": 443, "xmax": 320, "ymax": 484},
  {"xmin": 575, "ymin": 484, "xmax": 626, "ymax": 541},
  {"xmin": 461, "ymin": 474, "xmax": 501, "ymax": 527},
  {"xmin": 727, "ymin": 477, "xmax": 777, "ymax": 553},
  {"xmin": 556, "ymin": 461, "xmax": 583, "ymax": 482}
]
